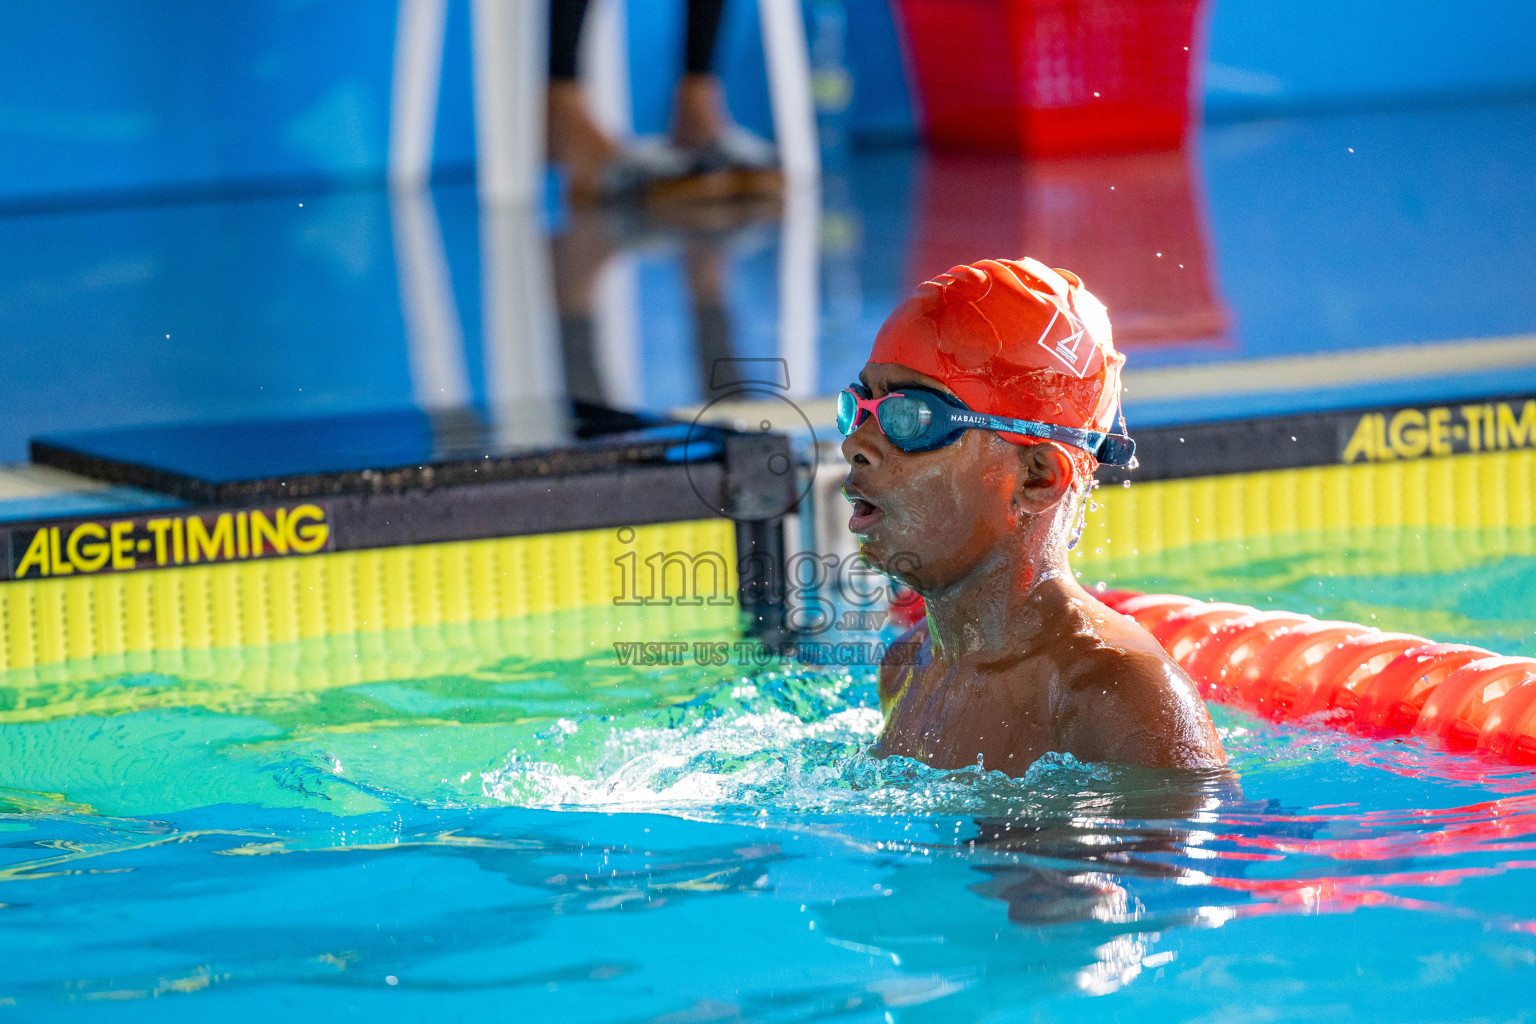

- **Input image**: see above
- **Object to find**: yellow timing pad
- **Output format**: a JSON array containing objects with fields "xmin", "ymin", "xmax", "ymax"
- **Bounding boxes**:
[
  {"xmin": 1077, "ymin": 444, "xmax": 1536, "ymax": 564},
  {"xmin": 0, "ymin": 518, "xmax": 738, "ymax": 676},
  {"xmin": 4, "ymin": 445, "xmax": 1534, "ymax": 679}
]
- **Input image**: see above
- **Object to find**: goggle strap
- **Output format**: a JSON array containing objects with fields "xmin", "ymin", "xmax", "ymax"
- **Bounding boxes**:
[{"xmin": 978, "ymin": 411, "xmax": 1137, "ymax": 469}]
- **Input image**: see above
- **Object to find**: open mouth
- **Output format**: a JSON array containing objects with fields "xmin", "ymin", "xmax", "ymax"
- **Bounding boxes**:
[{"xmin": 846, "ymin": 494, "xmax": 885, "ymax": 535}]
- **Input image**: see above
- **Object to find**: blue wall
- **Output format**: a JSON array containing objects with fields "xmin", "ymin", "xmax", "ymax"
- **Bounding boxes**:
[
  {"xmin": 0, "ymin": 1, "xmax": 474, "ymax": 203},
  {"xmin": 0, "ymin": 0, "xmax": 1533, "ymax": 203},
  {"xmin": 1204, "ymin": 0, "xmax": 1536, "ymax": 121}
]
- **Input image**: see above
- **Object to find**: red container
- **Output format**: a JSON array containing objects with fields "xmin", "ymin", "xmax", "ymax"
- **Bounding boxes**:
[{"xmin": 898, "ymin": 0, "xmax": 1206, "ymax": 155}]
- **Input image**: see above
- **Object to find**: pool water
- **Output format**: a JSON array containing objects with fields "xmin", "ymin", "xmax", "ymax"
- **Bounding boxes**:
[{"xmin": 4, "ymin": 528, "xmax": 1536, "ymax": 1020}]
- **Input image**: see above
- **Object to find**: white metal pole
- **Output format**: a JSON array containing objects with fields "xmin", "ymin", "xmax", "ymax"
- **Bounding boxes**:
[
  {"xmin": 471, "ymin": 0, "xmax": 547, "ymax": 206},
  {"xmin": 757, "ymin": 0, "xmax": 820, "ymax": 187},
  {"xmin": 388, "ymin": 0, "xmax": 449, "ymax": 189}
]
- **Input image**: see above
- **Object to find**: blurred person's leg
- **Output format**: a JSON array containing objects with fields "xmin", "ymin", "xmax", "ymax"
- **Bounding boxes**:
[
  {"xmin": 547, "ymin": 0, "xmax": 777, "ymax": 205},
  {"xmin": 547, "ymin": 0, "xmax": 623, "ymax": 202},
  {"xmin": 672, "ymin": 0, "xmax": 727, "ymax": 151},
  {"xmin": 671, "ymin": 0, "xmax": 781, "ymax": 194},
  {"xmin": 548, "ymin": 0, "xmax": 588, "ymax": 81}
]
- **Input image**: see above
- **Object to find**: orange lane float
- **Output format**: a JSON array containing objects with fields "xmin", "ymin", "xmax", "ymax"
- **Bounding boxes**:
[{"xmin": 1096, "ymin": 590, "xmax": 1536, "ymax": 765}]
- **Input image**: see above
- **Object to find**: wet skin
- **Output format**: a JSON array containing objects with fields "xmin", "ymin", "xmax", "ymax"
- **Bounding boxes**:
[{"xmin": 842, "ymin": 363, "xmax": 1227, "ymax": 774}]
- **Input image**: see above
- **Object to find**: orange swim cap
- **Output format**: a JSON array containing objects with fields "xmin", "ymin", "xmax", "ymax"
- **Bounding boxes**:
[{"xmin": 868, "ymin": 257, "xmax": 1126, "ymax": 478}]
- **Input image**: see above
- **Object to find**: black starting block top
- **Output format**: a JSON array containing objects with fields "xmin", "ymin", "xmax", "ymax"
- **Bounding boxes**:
[{"xmin": 29, "ymin": 403, "xmax": 801, "ymax": 545}]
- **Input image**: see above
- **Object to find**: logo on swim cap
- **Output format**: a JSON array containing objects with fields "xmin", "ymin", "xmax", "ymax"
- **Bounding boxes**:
[{"xmin": 1034, "ymin": 306, "xmax": 1094, "ymax": 379}]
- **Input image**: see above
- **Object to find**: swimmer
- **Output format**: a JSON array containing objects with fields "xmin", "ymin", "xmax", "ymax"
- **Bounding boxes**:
[{"xmin": 840, "ymin": 258, "xmax": 1226, "ymax": 773}]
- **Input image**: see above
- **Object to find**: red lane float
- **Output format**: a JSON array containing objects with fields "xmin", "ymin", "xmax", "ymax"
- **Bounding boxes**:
[{"xmin": 1096, "ymin": 591, "xmax": 1536, "ymax": 766}]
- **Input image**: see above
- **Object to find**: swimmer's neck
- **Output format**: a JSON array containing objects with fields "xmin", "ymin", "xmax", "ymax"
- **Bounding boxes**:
[{"xmin": 920, "ymin": 548, "xmax": 1082, "ymax": 662}]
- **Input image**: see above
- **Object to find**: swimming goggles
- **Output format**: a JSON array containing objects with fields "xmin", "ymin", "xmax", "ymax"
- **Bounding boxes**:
[{"xmin": 836, "ymin": 383, "xmax": 1137, "ymax": 468}]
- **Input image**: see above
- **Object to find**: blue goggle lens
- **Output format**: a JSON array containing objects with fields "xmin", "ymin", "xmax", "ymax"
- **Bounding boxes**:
[
  {"xmin": 836, "ymin": 389, "xmax": 858, "ymax": 435},
  {"xmin": 877, "ymin": 395, "xmax": 934, "ymax": 443},
  {"xmin": 1098, "ymin": 432, "xmax": 1136, "ymax": 468}
]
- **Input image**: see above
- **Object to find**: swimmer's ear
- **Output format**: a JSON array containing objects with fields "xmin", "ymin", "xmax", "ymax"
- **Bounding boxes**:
[{"xmin": 1014, "ymin": 443, "xmax": 1075, "ymax": 513}]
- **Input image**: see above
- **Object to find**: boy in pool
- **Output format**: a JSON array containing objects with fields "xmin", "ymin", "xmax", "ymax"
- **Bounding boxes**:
[{"xmin": 840, "ymin": 258, "xmax": 1226, "ymax": 773}]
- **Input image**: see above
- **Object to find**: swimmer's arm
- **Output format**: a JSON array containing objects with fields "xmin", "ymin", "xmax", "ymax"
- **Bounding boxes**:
[
  {"xmin": 1056, "ymin": 650, "xmax": 1227, "ymax": 771},
  {"xmin": 877, "ymin": 622, "xmax": 927, "ymax": 715}
]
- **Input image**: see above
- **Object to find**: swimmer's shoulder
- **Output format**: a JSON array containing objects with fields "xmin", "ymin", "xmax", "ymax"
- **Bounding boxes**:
[
  {"xmin": 1054, "ymin": 600, "xmax": 1227, "ymax": 770},
  {"xmin": 878, "ymin": 620, "xmax": 930, "ymax": 710}
]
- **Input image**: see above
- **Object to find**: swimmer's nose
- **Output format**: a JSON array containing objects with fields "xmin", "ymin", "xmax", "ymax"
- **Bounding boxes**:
[{"xmin": 841, "ymin": 417, "xmax": 884, "ymax": 467}]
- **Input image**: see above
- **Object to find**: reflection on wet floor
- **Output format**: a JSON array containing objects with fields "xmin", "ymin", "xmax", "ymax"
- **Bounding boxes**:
[
  {"xmin": 907, "ymin": 149, "xmax": 1230, "ymax": 350},
  {"xmin": 552, "ymin": 199, "xmax": 783, "ymax": 408},
  {"xmin": 1, "ymin": 100, "xmax": 1534, "ymax": 460}
]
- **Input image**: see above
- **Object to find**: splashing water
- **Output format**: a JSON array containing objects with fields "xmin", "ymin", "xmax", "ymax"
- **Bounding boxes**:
[{"xmin": 480, "ymin": 667, "xmax": 1135, "ymax": 817}]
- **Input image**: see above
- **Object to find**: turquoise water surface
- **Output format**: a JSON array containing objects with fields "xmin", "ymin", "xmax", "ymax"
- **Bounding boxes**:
[{"xmin": 3, "ymin": 527, "xmax": 1536, "ymax": 1021}]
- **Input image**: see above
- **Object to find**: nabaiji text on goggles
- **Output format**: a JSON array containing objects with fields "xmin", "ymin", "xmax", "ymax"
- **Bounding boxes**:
[{"xmin": 838, "ymin": 383, "xmax": 1137, "ymax": 468}]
